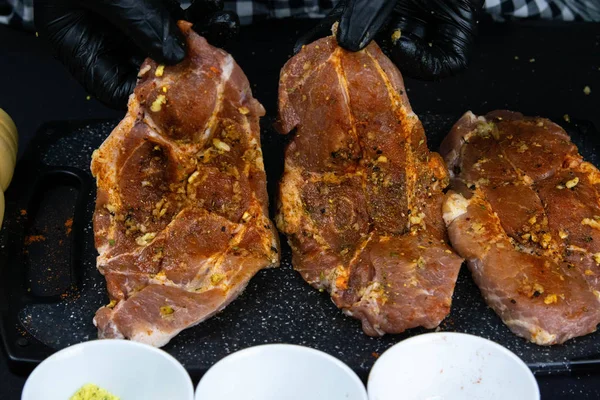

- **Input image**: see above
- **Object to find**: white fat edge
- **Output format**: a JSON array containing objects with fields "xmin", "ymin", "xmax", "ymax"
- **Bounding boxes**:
[
  {"xmin": 282, "ymin": 49, "xmax": 337, "ymax": 98},
  {"xmin": 365, "ymin": 50, "xmax": 419, "ymax": 223},
  {"xmin": 482, "ymin": 291, "xmax": 509, "ymax": 314},
  {"xmin": 341, "ymin": 308, "xmax": 385, "ymax": 336},
  {"xmin": 365, "ymin": 48, "xmax": 418, "ymax": 121},
  {"xmin": 128, "ymin": 289, "xmax": 232, "ymax": 347},
  {"xmin": 457, "ymin": 112, "xmax": 487, "ymax": 143},
  {"xmin": 567, "ymin": 245, "xmax": 589, "ymax": 253},
  {"xmin": 201, "ymin": 55, "xmax": 235, "ymax": 143},
  {"xmin": 277, "ymin": 170, "xmax": 331, "ymax": 250},
  {"xmin": 186, "ymin": 221, "xmax": 249, "ymax": 291},
  {"xmin": 96, "ymin": 320, "xmax": 124, "ymax": 340},
  {"xmin": 133, "ymin": 284, "xmax": 241, "ymax": 347},
  {"xmin": 443, "ymin": 192, "xmax": 470, "ymax": 225},
  {"xmin": 142, "ymin": 115, "xmax": 192, "ymax": 160},
  {"xmin": 356, "ymin": 281, "xmax": 386, "ymax": 311},
  {"xmin": 331, "ymin": 47, "xmax": 360, "ymax": 149},
  {"xmin": 239, "ymin": 112, "xmax": 265, "ymax": 174},
  {"xmin": 276, "ymin": 168, "xmax": 305, "ymax": 233},
  {"xmin": 329, "ymin": 233, "xmax": 374, "ymax": 294},
  {"xmin": 93, "ymin": 115, "xmax": 137, "ymax": 257},
  {"xmin": 187, "ymin": 253, "xmax": 227, "ymax": 292},
  {"xmin": 131, "ymin": 329, "xmax": 179, "ymax": 348},
  {"xmin": 94, "ymin": 302, "xmax": 125, "ymax": 339},
  {"xmin": 503, "ymin": 318, "xmax": 557, "ymax": 345},
  {"xmin": 99, "ymin": 208, "xmax": 189, "ymax": 265}
]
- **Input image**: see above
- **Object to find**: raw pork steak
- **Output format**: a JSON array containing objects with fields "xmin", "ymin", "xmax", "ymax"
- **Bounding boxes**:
[
  {"xmin": 441, "ymin": 110, "xmax": 600, "ymax": 345},
  {"xmin": 276, "ymin": 36, "xmax": 463, "ymax": 336},
  {"xmin": 91, "ymin": 22, "xmax": 279, "ymax": 347}
]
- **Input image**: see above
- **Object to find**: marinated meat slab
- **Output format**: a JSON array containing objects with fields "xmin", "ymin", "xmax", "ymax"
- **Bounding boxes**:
[
  {"xmin": 276, "ymin": 36, "xmax": 463, "ymax": 336},
  {"xmin": 441, "ymin": 110, "xmax": 600, "ymax": 345},
  {"xmin": 91, "ymin": 22, "xmax": 279, "ymax": 347}
]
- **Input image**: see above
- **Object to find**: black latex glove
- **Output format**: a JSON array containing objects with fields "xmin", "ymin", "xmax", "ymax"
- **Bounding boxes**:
[
  {"xmin": 34, "ymin": 0, "xmax": 239, "ymax": 109},
  {"xmin": 296, "ymin": 0, "xmax": 481, "ymax": 80}
]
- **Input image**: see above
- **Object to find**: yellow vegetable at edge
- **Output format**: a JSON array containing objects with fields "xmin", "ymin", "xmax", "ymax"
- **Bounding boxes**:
[
  {"xmin": 0, "ymin": 133, "xmax": 15, "ymax": 191},
  {"xmin": 0, "ymin": 123, "xmax": 17, "ymax": 160},
  {"xmin": 0, "ymin": 108, "xmax": 17, "ymax": 227},
  {"xmin": 0, "ymin": 189, "xmax": 4, "ymax": 229},
  {"xmin": 0, "ymin": 109, "xmax": 17, "ymax": 151}
]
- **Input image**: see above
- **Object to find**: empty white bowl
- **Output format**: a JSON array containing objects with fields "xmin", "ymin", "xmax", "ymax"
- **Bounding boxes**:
[
  {"xmin": 368, "ymin": 332, "xmax": 539, "ymax": 400},
  {"xmin": 22, "ymin": 339, "xmax": 194, "ymax": 400},
  {"xmin": 195, "ymin": 344, "xmax": 368, "ymax": 400}
]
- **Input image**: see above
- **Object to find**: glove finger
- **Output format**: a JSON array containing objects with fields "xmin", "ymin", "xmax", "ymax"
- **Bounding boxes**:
[
  {"xmin": 293, "ymin": 0, "xmax": 346, "ymax": 54},
  {"xmin": 83, "ymin": 0, "xmax": 186, "ymax": 65},
  {"xmin": 337, "ymin": 0, "xmax": 396, "ymax": 52},
  {"xmin": 192, "ymin": 10, "xmax": 240, "ymax": 47},
  {"xmin": 383, "ymin": 17, "xmax": 470, "ymax": 79},
  {"xmin": 186, "ymin": 0, "xmax": 224, "ymax": 22},
  {"xmin": 39, "ymin": 8, "xmax": 138, "ymax": 108}
]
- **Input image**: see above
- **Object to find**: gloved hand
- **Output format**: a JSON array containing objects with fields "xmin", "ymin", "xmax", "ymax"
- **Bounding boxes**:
[
  {"xmin": 34, "ymin": 0, "xmax": 239, "ymax": 109},
  {"xmin": 296, "ymin": 0, "xmax": 481, "ymax": 80}
]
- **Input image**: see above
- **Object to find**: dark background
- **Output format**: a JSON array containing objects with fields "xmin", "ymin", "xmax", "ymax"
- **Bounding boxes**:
[{"xmin": 1, "ymin": 16, "xmax": 599, "ymax": 399}]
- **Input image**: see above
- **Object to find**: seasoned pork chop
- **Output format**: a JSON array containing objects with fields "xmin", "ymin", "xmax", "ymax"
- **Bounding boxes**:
[
  {"xmin": 276, "ymin": 36, "xmax": 463, "ymax": 336},
  {"xmin": 91, "ymin": 22, "xmax": 279, "ymax": 347},
  {"xmin": 441, "ymin": 110, "xmax": 600, "ymax": 345}
]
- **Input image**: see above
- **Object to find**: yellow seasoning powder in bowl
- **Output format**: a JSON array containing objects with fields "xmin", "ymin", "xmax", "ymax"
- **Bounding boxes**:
[{"xmin": 70, "ymin": 384, "xmax": 120, "ymax": 400}]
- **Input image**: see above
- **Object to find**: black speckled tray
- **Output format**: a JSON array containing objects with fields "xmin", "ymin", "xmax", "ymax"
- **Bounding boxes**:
[{"xmin": 1, "ymin": 114, "xmax": 599, "ymax": 380}]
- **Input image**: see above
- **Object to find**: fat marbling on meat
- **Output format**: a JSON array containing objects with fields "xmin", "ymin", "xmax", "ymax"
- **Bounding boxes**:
[
  {"xmin": 91, "ymin": 22, "xmax": 279, "ymax": 347},
  {"xmin": 441, "ymin": 110, "xmax": 600, "ymax": 345},
  {"xmin": 276, "ymin": 36, "xmax": 463, "ymax": 336}
]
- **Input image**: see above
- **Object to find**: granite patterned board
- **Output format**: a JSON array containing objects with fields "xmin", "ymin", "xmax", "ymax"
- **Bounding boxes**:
[{"xmin": 1, "ymin": 113, "xmax": 599, "ymax": 380}]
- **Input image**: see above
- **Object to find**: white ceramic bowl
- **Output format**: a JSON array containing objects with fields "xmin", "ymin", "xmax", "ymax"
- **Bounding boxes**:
[
  {"xmin": 195, "ymin": 344, "xmax": 368, "ymax": 400},
  {"xmin": 22, "ymin": 339, "xmax": 194, "ymax": 400},
  {"xmin": 368, "ymin": 332, "xmax": 539, "ymax": 400}
]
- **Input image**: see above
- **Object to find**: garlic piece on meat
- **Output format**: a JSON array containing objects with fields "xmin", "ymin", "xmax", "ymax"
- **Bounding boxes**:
[
  {"xmin": 565, "ymin": 177, "xmax": 579, "ymax": 189},
  {"xmin": 155, "ymin": 64, "xmax": 165, "ymax": 77},
  {"xmin": 188, "ymin": 171, "xmax": 200, "ymax": 184},
  {"xmin": 211, "ymin": 273, "xmax": 226, "ymax": 285},
  {"xmin": 242, "ymin": 211, "xmax": 252, "ymax": 222},
  {"xmin": 391, "ymin": 29, "xmax": 401, "ymax": 44},
  {"xmin": 213, "ymin": 138, "xmax": 231, "ymax": 152},
  {"xmin": 582, "ymin": 218, "xmax": 600, "ymax": 230},
  {"xmin": 533, "ymin": 283, "xmax": 545, "ymax": 295},
  {"xmin": 160, "ymin": 305, "xmax": 174, "ymax": 316},
  {"xmin": 138, "ymin": 64, "xmax": 151, "ymax": 77},
  {"xmin": 540, "ymin": 233, "xmax": 552, "ymax": 249},
  {"xmin": 151, "ymin": 94, "xmax": 166, "ymax": 112},
  {"xmin": 136, "ymin": 232, "xmax": 157, "ymax": 246}
]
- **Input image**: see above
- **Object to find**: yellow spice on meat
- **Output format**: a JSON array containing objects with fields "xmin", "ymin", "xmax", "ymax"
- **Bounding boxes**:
[{"xmin": 544, "ymin": 294, "xmax": 558, "ymax": 305}]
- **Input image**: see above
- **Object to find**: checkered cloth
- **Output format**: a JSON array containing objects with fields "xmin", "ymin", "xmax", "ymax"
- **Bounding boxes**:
[
  {"xmin": 485, "ymin": 0, "xmax": 600, "ymax": 21},
  {"xmin": 223, "ymin": 0, "xmax": 335, "ymax": 25},
  {"xmin": 0, "ymin": 0, "xmax": 32, "ymax": 29},
  {"xmin": 0, "ymin": 0, "xmax": 598, "ymax": 29}
]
